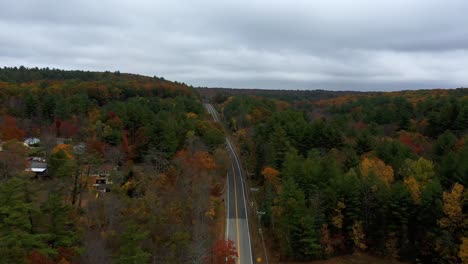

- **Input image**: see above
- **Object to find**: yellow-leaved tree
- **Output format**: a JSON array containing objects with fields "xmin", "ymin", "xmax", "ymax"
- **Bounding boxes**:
[
  {"xmin": 460, "ymin": 237, "xmax": 468, "ymax": 264},
  {"xmin": 438, "ymin": 183, "xmax": 466, "ymax": 232},
  {"xmin": 360, "ymin": 157, "xmax": 394, "ymax": 186},
  {"xmin": 321, "ymin": 224, "xmax": 334, "ymax": 256},
  {"xmin": 52, "ymin": 143, "xmax": 74, "ymax": 159},
  {"xmin": 402, "ymin": 158, "xmax": 434, "ymax": 183},
  {"xmin": 351, "ymin": 221, "xmax": 367, "ymax": 252},
  {"xmin": 402, "ymin": 158, "xmax": 435, "ymax": 204},
  {"xmin": 332, "ymin": 201, "xmax": 346, "ymax": 230},
  {"xmin": 437, "ymin": 183, "xmax": 465, "ymax": 264},
  {"xmin": 404, "ymin": 176, "xmax": 422, "ymax": 204}
]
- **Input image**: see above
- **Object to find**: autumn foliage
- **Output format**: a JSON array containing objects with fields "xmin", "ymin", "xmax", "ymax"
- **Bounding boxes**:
[
  {"xmin": 439, "ymin": 183, "xmax": 466, "ymax": 231},
  {"xmin": 404, "ymin": 176, "xmax": 422, "ymax": 204},
  {"xmin": 0, "ymin": 67, "xmax": 224, "ymax": 263},
  {"xmin": 262, "ymin": 166, "xmax": 281, "ymax": 192},
  {"xmin": 399, "ymin": 132, "xmax": 424, "ymax": 155},
  {"xmin": 460, "ymin": 237, "xmax": 468, "ymax": 264},
  {"xmin": 351, "ymin": 221, "xmax": 367, "ymax": 252},
  {"xmin": 360, "ymin": 157, "xmax": 394, "ymax": 186},
  {"xmin": 206, "ymin": 240, "xmax": 238, "ymax": 264},
  {"xmin": 175, "ymin": 150, "xmax": 217, "ymax": 171},
  {"xmin": 0, "ymin": 115, "xmax": 25, "ymax": 140},
  {"xmin": 26, "ymin": 251, "xmax": 54, "ymax": 264},
  {"xmin": 61, "ymin": 118, "xmax": 80, "ymax": 138},
  {"xmin": 52, "ymin": 144, "xmax": 74, "ymax": 159},
  {"xmin": 0, "ymin": 67, "xmax": 466, "ymax": 263},
  {"xmin": 86, "ymin": 138, "xmax": 106, "ymax": 155}
]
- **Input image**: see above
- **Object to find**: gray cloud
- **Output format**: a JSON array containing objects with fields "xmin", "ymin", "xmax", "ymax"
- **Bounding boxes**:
[{"xmin": 0, "ymin": 0, "xmax": 467, "ymax": 91}]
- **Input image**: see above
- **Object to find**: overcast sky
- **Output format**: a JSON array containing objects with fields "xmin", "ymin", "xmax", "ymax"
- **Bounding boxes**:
[{"xmin": 1, "ymin": 0, "xmax": 467, "ymax": 91}]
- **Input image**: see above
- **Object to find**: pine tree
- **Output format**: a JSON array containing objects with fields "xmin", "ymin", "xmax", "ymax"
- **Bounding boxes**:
[
  {"xmin": 296, "ymin": 213, "xmax": 322, "ymax": 260},
  {"xmin": 274, "ymin": 176, "xmax": 308, "ymax": 258},
  {"xmin": 41, "ymin": 193, "xmax": 77, "ymax": 249},
  {"xmin": 269, "ymin": 125, "xmax": 290, "ymax": 169},
  {"xmin": 0, "ymin": 178, "xmax": 49, "ymax": 263},
  {"xmin": 114, "ymin": 223, "xmax": 150, "ymax": 264}
]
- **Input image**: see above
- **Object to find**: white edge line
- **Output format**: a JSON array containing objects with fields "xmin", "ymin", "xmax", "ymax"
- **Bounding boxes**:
[
  {"xmin": 229, "ymin": 139, "xmax": 254, "ymax": 263},
  {"xmin": 226, "ymin": 138, "xmax": 254, "ymax": 263},
  {"xmin": 226, "ymin": 171, "xmax": 229, "ymax": 240}
]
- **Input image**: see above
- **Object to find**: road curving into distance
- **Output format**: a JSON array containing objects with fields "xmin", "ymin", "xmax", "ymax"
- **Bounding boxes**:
[{"xmin": 205, "ymin": 103, "xmax": 254, "ymax": 264}]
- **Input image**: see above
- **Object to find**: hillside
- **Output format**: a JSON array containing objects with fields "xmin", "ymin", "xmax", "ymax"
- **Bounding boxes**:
[{"xmin": 0, "ymin": 67, "xmax": 227, "ymax": 263}]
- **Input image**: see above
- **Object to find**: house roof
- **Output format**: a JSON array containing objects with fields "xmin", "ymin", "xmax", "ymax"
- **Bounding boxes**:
[
  {"xmin": 31, "ymin": 161, "xmax": 47, "ymax": 172},
  {"xmin": 24, "ymin": 137, "xmax": 40, "ymax": 146},
  {"xmin": 27, "ymin": 157, "xmax": 47, "ymax": 173}
]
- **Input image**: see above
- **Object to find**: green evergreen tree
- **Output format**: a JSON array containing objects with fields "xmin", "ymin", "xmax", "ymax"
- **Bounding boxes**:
[
  {"xmin": 387, "ymin": 182, "xmax": 411, "ymax": 250},
  {"xmin": 161, "ymin": 123, "xmax": 178, "ymax": 156},
  {"xmin": 433, "ymin": 131, "xmax": 457, "ymax": 158},
  {"xmin": 275, "ymin": 176, "xmax": 306, "ymax": 256},
  {"xmin": 49, "ymin": 150, "xmax": 76, "ymax": 178},
  {"xmin": 269, "ymin": 125, "xmax": 290, "ymax": 169},
  {"xmin": 296, "ymin": 212, "xmax": 323, "ymax": 260},
  {"xmin": 41, "ymin": 193, "xmax": 78, "ymax": 249},
  {"xmin": 0, "ymin": 178, "xmax": 49, "ymax": 263},
  {"xmin": 24, "ymin": 93, "xmax": 38, "ymax": 119},
  {"xmin": 355, "ymin": 131, "xmax": 374, "ymax": 155},
  {"xmin": 115, "ymin": 223, "xmax": 151, "ymax": 264},
  {"xmin": 439, "ymin": 145, "xmax": 468, "ymax": 187}
]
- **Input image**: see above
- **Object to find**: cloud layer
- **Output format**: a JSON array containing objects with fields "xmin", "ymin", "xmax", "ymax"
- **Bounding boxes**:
[{"xmin": 1, "ymin": 0, "xmax": 467, "ymax": 90}]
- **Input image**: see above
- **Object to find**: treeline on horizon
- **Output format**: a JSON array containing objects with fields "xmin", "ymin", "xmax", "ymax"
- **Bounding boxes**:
[
  {"xmin": 209, "ymin": 87, "xmax": 468, "ymax": 263},
  {"xmin": 0, "ymin": 67, "xmax": 228, "ymax": 263},
  {"xmin": 198, "ymin": 87, "xmax": 361, "ymax": 104},
  {"xmin": 0, "ymin": 66, "xmax": 189, "ymax": 85}
]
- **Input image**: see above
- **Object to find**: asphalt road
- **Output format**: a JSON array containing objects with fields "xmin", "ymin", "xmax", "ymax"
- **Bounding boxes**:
[{"xmin": 205, "ymin": 104, "xmax": 254, "ymax": 264}]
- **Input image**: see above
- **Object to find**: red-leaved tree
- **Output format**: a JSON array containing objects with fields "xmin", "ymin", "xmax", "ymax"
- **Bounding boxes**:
[
  {"xmin": 55, "ymin": 117, "xmax": 62, "ymax": 137},
  {"xmin": 206, "ymin": 239, "xmax": 238, "ymax": 264},
  {"xmin": 1, "ymin": 115, "xmax": 25, "ymax": 140},
  {"xmin": 60, "ymin": 116, "xmax": 80, "ymax": 138},
  {"xmin": 399, "ymin": 133, "xmax": 424, "ymax": 155},
  {"xmin": 25, "ymin": 251, "xmax": 54, "ymax": 264}
]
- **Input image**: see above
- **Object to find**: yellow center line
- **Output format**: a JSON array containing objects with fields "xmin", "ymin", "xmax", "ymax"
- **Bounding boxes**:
[{"xmin": 232, "ymin": 164, "xmax": 241, "ymax": 264}]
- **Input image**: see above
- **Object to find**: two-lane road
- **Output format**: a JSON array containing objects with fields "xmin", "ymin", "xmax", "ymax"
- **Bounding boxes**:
[{"xmin": 205, "ymin": 104, "xmax": 253, "ymax": 264}]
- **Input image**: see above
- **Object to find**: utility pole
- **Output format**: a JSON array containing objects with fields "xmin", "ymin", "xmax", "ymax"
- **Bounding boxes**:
[{"xmin": 256, "ymin": 211, "xmax": 269, "ymax": 264}]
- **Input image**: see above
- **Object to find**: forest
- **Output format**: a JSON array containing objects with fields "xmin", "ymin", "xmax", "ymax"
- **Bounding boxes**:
[
  {"xmin": 0, "ymin": 67, "xmax": 228, "ymax": 263},
  {"xmin": 0, "ymin": 67, "xmax": 467, "ymax": 264},
  {"xmin": 202, "ymin": 88, "xmax": 468, "ymax": 264}
]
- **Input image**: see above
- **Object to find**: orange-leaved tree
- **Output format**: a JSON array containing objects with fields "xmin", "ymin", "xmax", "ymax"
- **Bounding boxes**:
[{"xmin": 262, "ymin": 166, "xmax": 281, "ymax": 192}]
